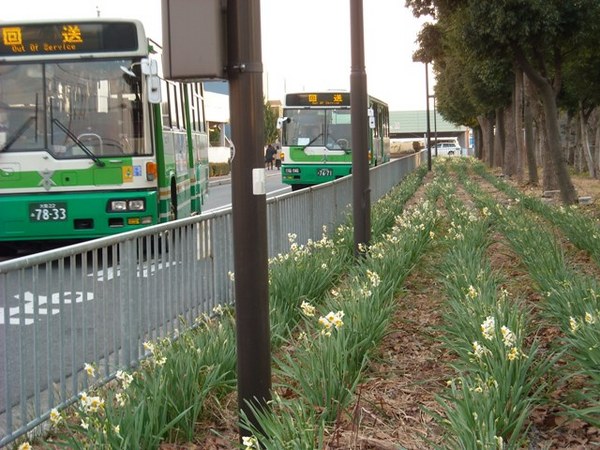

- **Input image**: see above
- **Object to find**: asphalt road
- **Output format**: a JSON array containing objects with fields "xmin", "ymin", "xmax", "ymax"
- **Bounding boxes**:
[{"xmin": 203, "ymin": 169, "xmax": 290, "ymax": 212}]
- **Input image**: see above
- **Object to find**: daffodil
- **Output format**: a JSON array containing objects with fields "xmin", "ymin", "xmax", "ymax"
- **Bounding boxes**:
[
  {"xmin": 242, "ymin": 435, "xmax": 259, "ymax": 449},
  {"xmin": 569, "ymin": 316, "xmax": 579, "ymax": 333},
  {"xmin": 49, "ymin": 408, "xmax": 61, "ymax": 425},
  {"xmin": 472, "ymin": 341, "xmax": 485, "ymax": 358},
  {"xmin": 300, "ymin": 301, "xmax": 315, "ymax": 317},
  {"xmin": 500, "ymin": 326, "xmax": 516, "ymax": 347},
  {"xmin": 481, "ymin": 316, "xmax": 495, "ymax": 340},
  {"xmin": 507, "ymin": 347, "xmax": 520, "ymax": 361},
  {"xmin": 84, "ymin": 362, "xmax": 96, "ymax": 378}
]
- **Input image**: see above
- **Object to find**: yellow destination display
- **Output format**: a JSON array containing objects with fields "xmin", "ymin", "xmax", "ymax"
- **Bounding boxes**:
[
  {"xmin": 0, "ymin": 22, "xmax": 138, "ymax": 56},
  {"xmin": 285, "ymin": 92, "xmax": 351, "ymax": 107}
]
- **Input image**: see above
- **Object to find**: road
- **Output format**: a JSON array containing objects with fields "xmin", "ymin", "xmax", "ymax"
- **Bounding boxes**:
[{"xmin": 203, "ymin": 169, "xmax": 290, "ymax": 212}]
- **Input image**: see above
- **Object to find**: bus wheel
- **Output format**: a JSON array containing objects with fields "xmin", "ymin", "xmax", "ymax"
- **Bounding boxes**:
[
  {"xmin": 291, "ymin": 184, "xmax": 308, "ymax": 192},
  {"xmin": 170, "ymin": 179, "xmax": 178, "ymax": 220}
]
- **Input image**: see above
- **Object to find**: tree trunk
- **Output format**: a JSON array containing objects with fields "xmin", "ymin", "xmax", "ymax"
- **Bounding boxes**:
[
  {"xmin": 494, "ymin": 107, "xmax": 505, "ymax": 169},
  {"xmin": 523, "ymin": 74, "xmax": 538, "ymax": 184},
  {"xmin": 595, "ymin": 112, "xmax": 600, "ymax": 179},
  {"xmin": 516, "ymin": 52, "xmax": 577, "ymax": 204},
  {"xmin": 580, "ymin": 105, "xmax": 597, "ymax": 178},
  {"xmin": 504, "ymin": 102, "xmax": 518, "ymax": 178},
  {"xmin": 477, "ymin": 114, "xmax": 495, "ymax": 165},
  {"xmin": 566, "ymin": 113, "xmax": 577, "ymax": 168},
  {"xmin": 474, "ymin": 125, "xmax": 484, "ymax": 159},
  {"xmin": 514, "ymin": 69, "xmax": 525, "ymax": 181},
  {"xmin": 539, "ymin": 111, "xmax": 558, "ymax": 192},
  {"xmin": 539, "ymin": 82, "xmax": 577, "ymax": 203}
]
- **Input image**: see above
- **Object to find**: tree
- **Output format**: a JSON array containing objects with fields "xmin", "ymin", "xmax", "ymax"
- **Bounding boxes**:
[
  {"xmin": 263, "ymin": 100, "xmax": 279, "ymax": 145},
  {"xmin": 407, "ymin": 0, "xmax": 600, "ymax": 204},
  {"xmin": 411, "ymin": 4, "xmax": 513, "ymax": 168}
]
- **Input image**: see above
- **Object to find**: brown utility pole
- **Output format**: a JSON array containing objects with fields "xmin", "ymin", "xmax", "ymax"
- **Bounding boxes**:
[
  {"xmin": 227, "ymin": 0, "xmax": 272, "ymax": 440},
  {"xmin": 350, "ymin": 0, "xmax": 371, "ymax": 256}
]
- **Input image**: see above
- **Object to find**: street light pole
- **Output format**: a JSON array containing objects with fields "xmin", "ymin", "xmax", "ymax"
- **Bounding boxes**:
[
  {"xmin": 425, "ymin": 62, "xmax": 432, "ymax": 171},
  {"xmin": 432, "ymin": 95, "xmax": 438, "ymax": 154}
]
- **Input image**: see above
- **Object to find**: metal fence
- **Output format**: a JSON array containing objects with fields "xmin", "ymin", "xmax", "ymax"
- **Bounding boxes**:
[{"xmin": 0, "ymin": 152, "xmax": 424, "ymax": 446}]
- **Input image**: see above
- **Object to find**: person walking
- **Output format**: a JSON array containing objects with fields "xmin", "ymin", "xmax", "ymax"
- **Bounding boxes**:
[
  {"xmin": 274, "ymin": 144, "xmax": 282, "ymax": 170},
  {"xmin": 265, "ymin": 143, "xmax": 276, "ymax": 170}
]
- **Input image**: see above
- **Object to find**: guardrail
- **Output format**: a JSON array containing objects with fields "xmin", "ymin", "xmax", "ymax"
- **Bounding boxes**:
[{"xmin": 0, "ymin": 152, "xmax": 424, "ymax": 446}]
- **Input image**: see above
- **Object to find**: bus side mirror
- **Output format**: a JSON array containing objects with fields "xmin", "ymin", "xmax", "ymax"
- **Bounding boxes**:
[
  {"xmin": 367, "ymin": 107, "xmax": 375, "ymax": 129},
  {"xmin": 277, "ymin": 116, "xmax": 291, "ymax": 129},
  {"xmin": 147, "ymin": 75, "xmax": 162, "ymax": 104},
  {"xmin": 142, "ymin": 59, "xmax": 162, "ymax": 104}
]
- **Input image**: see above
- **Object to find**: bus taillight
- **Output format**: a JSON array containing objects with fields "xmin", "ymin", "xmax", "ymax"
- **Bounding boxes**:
[{"xmin": 146, "ymin": 162, "xmax": 157, "ymax": 181}]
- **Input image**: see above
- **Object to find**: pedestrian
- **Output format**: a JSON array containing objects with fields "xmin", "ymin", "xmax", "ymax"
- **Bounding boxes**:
[
  {"xmin": 274, "ymin": 146, "xmax": 282, "ymax": 170},
  {"xmin": 265, "ymin": 143, "xmax": 276, "ymax": 170}
]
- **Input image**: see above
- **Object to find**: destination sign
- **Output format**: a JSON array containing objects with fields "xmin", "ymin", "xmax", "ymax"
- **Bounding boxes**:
[
  {"xmin": 286, "ymin": 92, "xmax": 350, "ymax": 107},
  {"xmin": 0, "ymin": 22, "xmax": 139, "ymax": 56}
]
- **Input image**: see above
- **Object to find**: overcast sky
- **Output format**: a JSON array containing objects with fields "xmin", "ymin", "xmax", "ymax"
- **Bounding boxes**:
[{"xmin": 2, "ymin": 0, "xmax": 431, "ymax": 111}]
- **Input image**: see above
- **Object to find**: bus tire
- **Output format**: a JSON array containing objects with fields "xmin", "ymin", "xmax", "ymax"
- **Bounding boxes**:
[{"xmin": 170, "ymin": 178, "xmax": 178, "ymax": 220}]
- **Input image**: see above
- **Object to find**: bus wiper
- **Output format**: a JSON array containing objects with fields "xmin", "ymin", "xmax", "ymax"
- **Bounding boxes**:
[
  {"xmin": 1, "ymin": 116, "xmax": 35, "ymax": 152},
  {"xmin": 301, "ymin": 132, "xmax": 323, "ymax": 151},
  {"xmin": 52, "ymin": 118, "xmax": 105, "ymax": 167}
]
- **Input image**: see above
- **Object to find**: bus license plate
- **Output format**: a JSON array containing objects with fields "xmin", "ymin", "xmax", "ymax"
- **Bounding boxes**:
[
  {"xmin": 29, "ymin": 202, "xmax": 68, "ymax": 222},
  {"xmin": 317, "ymin": 168, "xmax": 333, "ymax": 177}
]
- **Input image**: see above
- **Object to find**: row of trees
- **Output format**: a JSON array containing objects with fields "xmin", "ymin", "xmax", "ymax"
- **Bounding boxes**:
[{"xmin": 406, "ymin": 0, "xmax": 600, "ymax": 204}]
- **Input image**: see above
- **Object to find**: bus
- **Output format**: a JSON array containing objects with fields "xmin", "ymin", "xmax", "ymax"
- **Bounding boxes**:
[
  {"xmin": 0, "ymin": 19, "xmax": 209, "ymax": 253},
  {"xmin": 278, "ymin": 91, "xmax": 390, "ymax": 191}
]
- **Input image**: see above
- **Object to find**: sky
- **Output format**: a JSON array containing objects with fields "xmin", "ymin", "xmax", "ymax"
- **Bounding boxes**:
[{"xmin": 2, "ymin": 0, "xmax": 431, "ymax": 111}]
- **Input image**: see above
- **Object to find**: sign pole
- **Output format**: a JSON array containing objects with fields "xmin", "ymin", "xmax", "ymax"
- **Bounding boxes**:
[{"xmin": 227, "ymin": 0, "xmax": 272, "ymax": 441}]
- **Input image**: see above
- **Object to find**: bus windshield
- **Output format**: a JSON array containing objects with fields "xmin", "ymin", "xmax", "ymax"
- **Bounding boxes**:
[
  {"xmin": 0, "ymin": 59, "xmax": 145, "ymax": 157},
  {"xmin": 282, "ymin": 108, "xmax": 352, "ymax": 151}
]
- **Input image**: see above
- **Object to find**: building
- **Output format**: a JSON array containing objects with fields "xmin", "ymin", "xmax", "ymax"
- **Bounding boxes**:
[{"xmin": 389, "ymin": 110, "xmax": 470, "ymax": 151}]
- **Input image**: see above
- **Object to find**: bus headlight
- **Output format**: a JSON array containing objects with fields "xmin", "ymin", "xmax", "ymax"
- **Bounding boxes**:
[
  {"xmin": 109, "ymin": 200, "xmax": 128, "ymax": 211},
  {"xmin": 108, "ymin": 199, "xmax": 146, "ymax": 212},
  {"xmin": 128, "ymin": 200, "xmax": 145, "ymax": 211}
]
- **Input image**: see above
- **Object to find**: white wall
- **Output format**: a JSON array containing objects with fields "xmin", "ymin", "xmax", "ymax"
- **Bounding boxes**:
[{"xmin": 209, "ymin": 146, "xmax": 231, "ymax": 163}]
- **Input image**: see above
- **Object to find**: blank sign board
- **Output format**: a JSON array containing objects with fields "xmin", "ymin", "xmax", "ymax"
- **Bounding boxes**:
[{"xmin": 161, "ymin": 0, "xmax": 227, "ymax": 80}]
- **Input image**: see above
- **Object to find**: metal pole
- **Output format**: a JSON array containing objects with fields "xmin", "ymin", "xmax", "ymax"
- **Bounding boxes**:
[
  {"xmin": 425, "ymin": 62, "xmax": 432, "ymax": 171},
  {"xmin": 350, "ymin": 0, "xmax": 370, "ymax": 256},
  {"xmin": 227, "ymin": 0, "xmax": 272, "ymax": 440},
  {"xmin": 433, "ymin": 95, "xmax": 438, "ymax": 154}
]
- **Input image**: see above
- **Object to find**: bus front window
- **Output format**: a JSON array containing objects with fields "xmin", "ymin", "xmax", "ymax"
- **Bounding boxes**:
[
  {"xmin": 326, "ymin": 109, "xmax": 352, "ymax": 151},
  {"xmin": 0, "ymin": 64, "xmax": 44, "ymax": 152},
  {"xmin": 282, "ymin": 108, "xmax": 352, "ymax": 151},
  {"xmin": 282, "ymin": 109, "xmax": 325, "ymax": 147},
  {"xmin": 48, "ymin": 59, "xmax": 145, "ymax": 158}
]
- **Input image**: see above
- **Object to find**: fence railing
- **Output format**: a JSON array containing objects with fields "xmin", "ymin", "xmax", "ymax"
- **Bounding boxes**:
[{"xmin": 0, "ymin": 152, "xmax": 424, "ymax": 446}]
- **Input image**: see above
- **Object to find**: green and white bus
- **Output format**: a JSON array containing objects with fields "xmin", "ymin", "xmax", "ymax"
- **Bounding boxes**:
[
  {"xmin": 278, "ymin": 91, "xmax": 390, "ymax": 191},
  {"xmin": 0, "ymin": 19, "xmax": 209, "ymax": 253}
]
